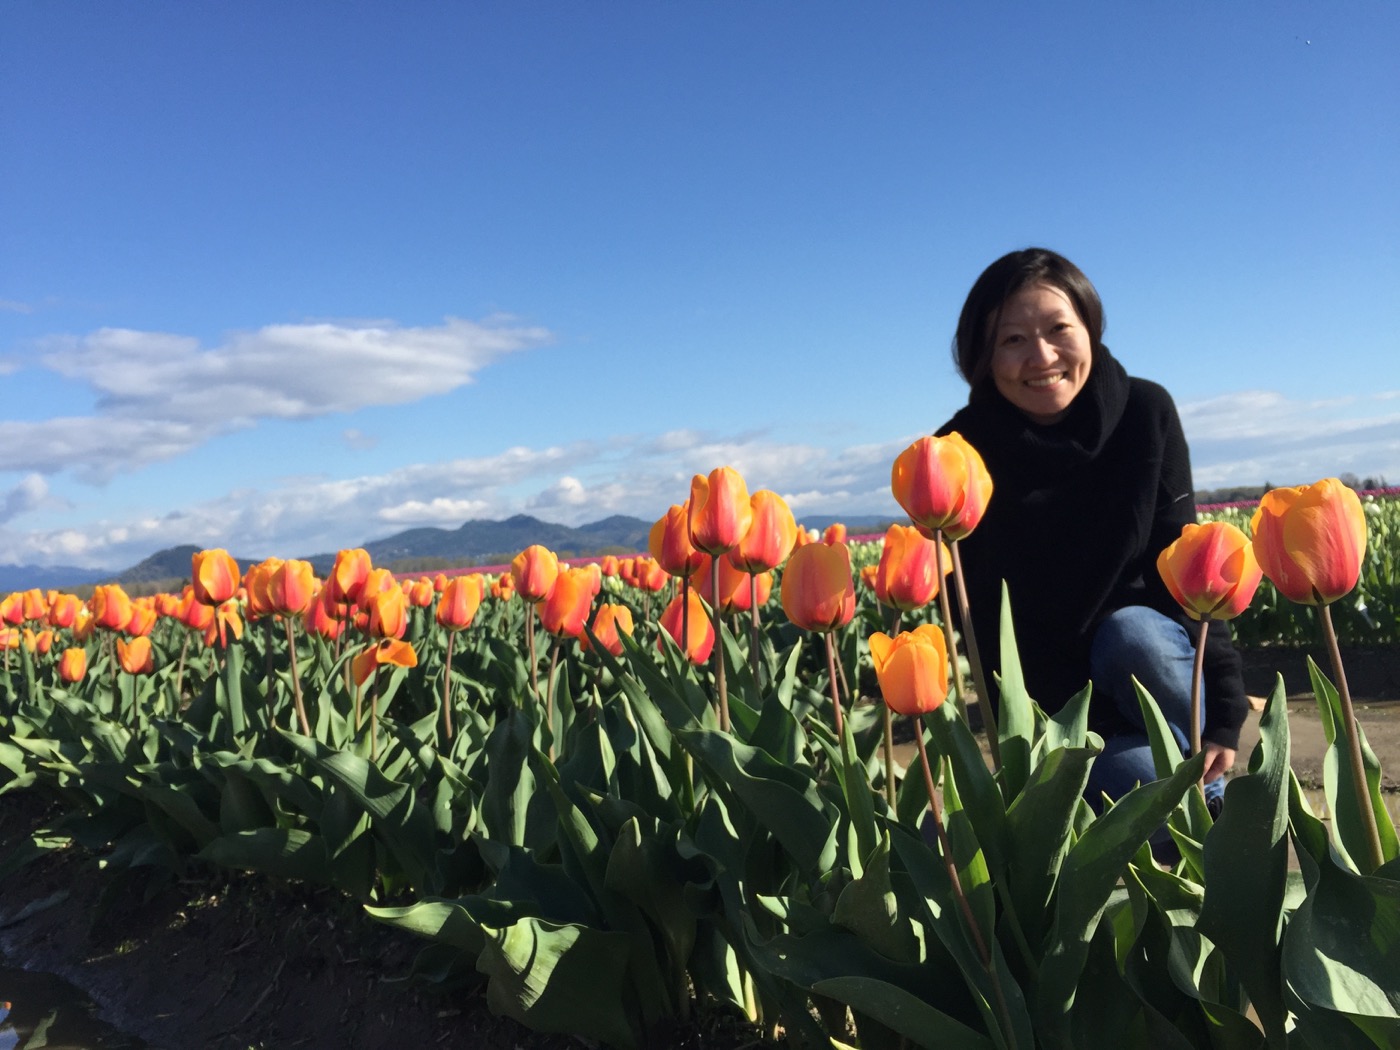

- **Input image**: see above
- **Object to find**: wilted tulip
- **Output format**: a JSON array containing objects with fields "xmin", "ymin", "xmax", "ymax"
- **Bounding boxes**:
[
  {"xmin": 891, "ymin": 433, "xmax": 993, "ymax": 540},
  {"xmin": 117, "ymin": 636, "xmax": 155, "ymax": 675},
  {"xmin": 688, "ymin": 467, "xmax": 754, "ymax": 555},
  {"xmin": 649, "ymin": 504, "xmax": 704, "ymax": 577},
  {"xmin": 207, "ymin": 600, "xmax": 244, "ymax": 648},
  {"xmin": 874, "ymin": 525, "xmax": 951, "ymax": 612},
  {"xmin": 869, "ymin": 625, "xmax": 950, "ymax": 717},
  {"xmin": 582, "ymin": 603, "xmax": 635, "ymax": 657},
  {"xmin": 780, "ymin": 542, "xmax": 856, "ymax": 633},
  {"xmin": 657, "ymin": 591, "xmax": 715, "ymax": 664},
  {"xmin": 1157, "ymin": 522, "xmax": 1262, "ymax": 621},
  {"xmin": 352, "ymin": 637, "xmax": 419, "ymax": 686},
  {"xmin": 511, "ymin": 545, "xmax": 560, "ymax": 604},
  {"xmin": 58, "ymin": 647, "xmax": 87, "ymax": 684},
  {"xmin": 436, "ymin": 575, "xmax": 483, "ymax": 631},
  {"xmin": 728, "ymin": 490, "xmax": 798, "ymax": 574},
  {"xmin": 192, "ymin": 549, "xmax": 241, "ymax": 606},
  {"xmin": 1251, "ymin": 478, "xmax": 1368, "ymax": 606}
]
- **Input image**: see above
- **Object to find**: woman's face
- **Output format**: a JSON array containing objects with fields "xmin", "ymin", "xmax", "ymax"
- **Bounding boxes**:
[{"xmin": 989, "ymin": 282, "xmax": 1093, "ymax": 424}]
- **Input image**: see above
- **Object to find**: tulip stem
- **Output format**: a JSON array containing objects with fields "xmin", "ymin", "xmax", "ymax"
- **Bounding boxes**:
[
  {"xmin": 882, "ymin": 610, "xmax": 903, "ymax": 809},
  {"xmin": 949, "ymin": 540, "xmax": 1001, "ymax": 770},
  {"xmin": 285, "ymin": 619, "xmax": 311, "ymax": 736},
  {"xmin": 441, "ymin": 630, "xmax": 456, "ymax": 742},
  {"xmin": 914, "ymin": 724, "xmax": 1015, "ymax": 1046},
  {"xmin": 1190, "ymin": 619, "xmax": 1209, "ymax": 809},
  {"xmin": 546, "ymin": 641, "xmax": 560, "ymax": 762},
  {"xmin": 525, "ymin": 607, "xmax": 539, "ymax": 702},
  {"xmin": 824, "ymin": 632, "xmax": 844, "ymax": 740},
  {"xmin": 711, "ymin": 559, "xmax": 729, "ymax": 732},
  {"xmin": 369, "ymin": 670, "xmax": 380, "ymax": 761},
  {"xmin": 748, "ymin": 574, "xmax": 762, "ymax": 694},
  {"xmin": 1319, "ymin": 604, "xmax": 1386, "ymax": 873}
]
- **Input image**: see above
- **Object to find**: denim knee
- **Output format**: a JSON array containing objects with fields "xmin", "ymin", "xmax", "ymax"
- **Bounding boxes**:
[{"xmin": 1090, "ymin": 606, "xmax": 1197, "ymax": 750}]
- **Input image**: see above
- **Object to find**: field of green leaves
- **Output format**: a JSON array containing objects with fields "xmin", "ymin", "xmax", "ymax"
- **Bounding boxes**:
[{"xmin": 0, "ymin": 483, "xmax": 1397, "ymax": 1049}]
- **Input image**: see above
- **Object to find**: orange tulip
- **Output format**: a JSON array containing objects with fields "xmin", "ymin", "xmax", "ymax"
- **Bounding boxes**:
[
  {"xmin": 822, "ymin": 522, "xmax": 847, "ymax": 546},
  {"xmin": 657, "ymin": 591, "xmax": 715, "ymax": 664},
  {"xmin": 649, "ymin": 504, "xmax": 704, "ymax": 578},
  {"xmin": 90, "ymin": 584, "xmax": 134, "ymax": 632},
  {"xmin": 21, "ymin": 589, "xmax": 49, "ymax": 623},
  {"xmin": 176, "ymin": 587, "xmax": 215, "ymax": 633},
  {"xmin": 242, "ymin": 558, "xmax": 283, "ymax": 619},
  {"xmin": 192, "ymin": 548, "xmax": 241, "ymax": 606},
  {"xmin": 47, "ymin": 593, "xmax": 82, "ymax": 630},
  {"xmin": 868, "ymin": 625, "xmax": 949, "ymax": 717},
  {"xmin": 365, "ymin": 587, "xmax": 408, "ymax": 639},
  {"xmin": 407, "ymin": 577, "xmax": 436, "ymax": 608},
  {"xmin": 582, "ymin": 603, "xmax": 634, "ymax": 656},
  {"xmin": 268, "ymin": 559, "xmax": 317, "ymax": 617},
  {"xmin": 58, "ymin": 647, "xmax": 87, "ymax": 684},
  {"xmin": 1250, "ymin": 479, "xmax": 1368, "ymax": 606},
  {"xmin": 780, "ymin": 541, "xmax": 856, "ymax": 633},
  {"xmin": 0, "ymin": 594, "xmax": 21, "ymax": 626},
  {"xmin": 511, "ymin": 545, "xmax": 560, "ymax": 604},
  {"xmin": 491, "ymin": 572, "xmax": 516, "ymax": 601},
  {"xmin": 436, "ymin": 575, "xmax": 483, "ymax": 631},
  {"xmin": 153, "ymin": 592, "xmax": 182, "ymax": 619},
  {"xmin": 890, "ymin": 432, "xmax": 993, "ymax": 540},
  {"xmin": 326, "ymin": 548, "xmax": 373, "ymax": 608},
  {"xmin": 539, "ymin": 567, "xmax": 595, "ymax": 638},
  {"xmin": 634, "ymin": 557, "xmax": 670, "ymax": 593},
  {"xmin": 600, "ymin": 555, "xmax": 621, "ymax": 577},
  {"xmin": 116, "ymin": 636, "xmax": 155, "ymax": 675},
  {"xmin": 873, "ymin": 525, "xmax": 951, "ymax": 612},
  {"xmin": 688, "ymin": 467, "xmax": 754, "ymax": 555},
  {"xmin": 1157, "ymin": 521, "xmax": 1263, "ymax": 621},
  {"xmin": 352, "ymin": 637, "xmax": 419, "ymax": 686},
  {"xmin": 124, "ymin": 599, "xmax": 158, "ymax": 637},
  {"xmin": 728, "ymin": 490, "xmax": 798, "ymax": 574},
  {"xmin": 358, "ymin": 567, "xmax": 398, "ymax": 607}
]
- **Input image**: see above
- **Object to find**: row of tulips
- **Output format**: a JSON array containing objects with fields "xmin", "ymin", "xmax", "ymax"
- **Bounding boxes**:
[{"xmin": 1, "ymin": 436, "xmax": 1398, "ymax": 1048}]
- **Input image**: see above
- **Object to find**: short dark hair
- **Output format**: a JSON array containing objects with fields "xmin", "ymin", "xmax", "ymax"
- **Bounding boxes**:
[{"xmin": 952, "ymin": 248, "xmax": 1106, "ymax": 391}]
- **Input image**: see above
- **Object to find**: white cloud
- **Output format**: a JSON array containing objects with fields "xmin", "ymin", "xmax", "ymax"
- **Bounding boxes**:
[
  {"xmin": 1181, "ymin": 389, "xmax": 1400, "ymax": 488},
  {"xmin": 0, "ymin": 474, "xmax": 50, "ymax": 524},
  {"xmin": 7, "ymin": 316, "xmax": 552, "ymax": 480}
]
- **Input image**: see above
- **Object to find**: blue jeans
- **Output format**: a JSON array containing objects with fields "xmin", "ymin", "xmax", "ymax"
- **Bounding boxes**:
[{"xmin": 1082, "ymin": 606, "xmax": 1225, "ymax": 807}]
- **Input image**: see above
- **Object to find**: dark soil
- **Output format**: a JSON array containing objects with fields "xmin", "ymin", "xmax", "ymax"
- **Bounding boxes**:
[{"xmin": 2, "ymin": 643, "xmax": 1395, "ymax": 1049}]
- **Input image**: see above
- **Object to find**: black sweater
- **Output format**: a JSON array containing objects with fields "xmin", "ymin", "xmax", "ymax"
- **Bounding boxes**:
[{"xmin": 936, "ymin": 350, "xmax": 1249, "ymax": 751}]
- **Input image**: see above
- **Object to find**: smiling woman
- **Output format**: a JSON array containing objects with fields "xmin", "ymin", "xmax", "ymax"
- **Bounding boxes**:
[{"xmin": 936, "ymin": 247, "xmax": 1251, "ymax": 819}]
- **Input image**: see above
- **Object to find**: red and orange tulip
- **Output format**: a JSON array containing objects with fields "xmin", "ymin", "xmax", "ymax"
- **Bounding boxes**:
[
  {"xmin": 365, "ymin": 587, "xmax": 409, "ymax": 639},
  {"xmin": 649, "ymin": 504, "xmax": 704, "ymax": 578},
  {"xmin": 325, "ymin": 548, "xmax": 373, "ymax": 609},
  {"xmin": 90, "ymin": 584, "xmax": 134, "ymax": 632},
  {"xmin": 267, "ymin": 559, "xmax": 317, "ymax": 617},
  {"xmin": 657, "ymin": 591, "xmax": 715, "ymax": 664},
  {"xmin": 780, "ymin": 541, "xmax": 856, "ymax": 633},
  {"xmin": 728, "ymin": 490, "xmax": 798, "ymax": 574},
  {"xmin": 869, "ymin": 625, "xmax": 950, "ymax": 717},
  {"xmin": 1157, "ymin": 521, "xmax": 1262, "ymax": 621},
  {"xmin": 873, "ymin": 525, "xmax": 950, "ymax": 612},
  {"xmin": 891, "ymin": 433, "xmax": 993, "ymax": 540},
  {"xmin": 1251, "ymin": 478, "xmax": 1368, "ymax": 606},
  {"xmin": 192, "ymin": 549, "xmax": 241, "ymax": 606},
  {"xmin": 688, "ymin": 467, "xmax": 754, "ymax": 555},
  {"xmin": 47, "ymin": 593, "xmax": 82, "ymax": 630},
  {"xmin": 539, "ymin": 567, "xmax": 595, "ymax": 638},
  {"xmin": 822, "ymin": 522, "xmax": 847, "ymax": 546},
  {"xmin": 511, "ymin": 545, "xmax": 561, "ymax": 604}
]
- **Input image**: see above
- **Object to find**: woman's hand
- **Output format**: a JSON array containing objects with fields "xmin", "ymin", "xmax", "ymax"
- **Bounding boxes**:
[{"xmin": 1202, "ymin": 742, "xmax": 1236, "ymax": 784}]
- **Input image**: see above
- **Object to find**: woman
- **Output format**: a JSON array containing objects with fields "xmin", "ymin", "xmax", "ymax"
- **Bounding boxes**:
[{"xmin": 937, "ymin": 248, "xmax": 1246, "ymax": 807}]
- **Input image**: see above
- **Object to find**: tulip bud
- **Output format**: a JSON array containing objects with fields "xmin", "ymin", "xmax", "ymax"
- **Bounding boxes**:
[{"xmin": 869, "ymin": 625, "xmax": 949, "ymax": 717}]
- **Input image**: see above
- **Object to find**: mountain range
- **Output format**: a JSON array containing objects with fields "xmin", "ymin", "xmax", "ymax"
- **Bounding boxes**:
[{"xmin": 0, "ymin": 511, "xmax": 898, "ymax": 593}]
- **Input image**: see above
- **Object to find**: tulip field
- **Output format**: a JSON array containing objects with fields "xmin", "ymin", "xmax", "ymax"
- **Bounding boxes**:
[{"xmin": 1, "ymin": 455, "xmax": 1398, "ymax": 1049}]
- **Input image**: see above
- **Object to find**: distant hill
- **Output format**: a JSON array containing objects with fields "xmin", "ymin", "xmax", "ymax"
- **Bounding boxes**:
[{"xmin": 0, "ymin": 563, "xmax": 109, "ymax": 593}]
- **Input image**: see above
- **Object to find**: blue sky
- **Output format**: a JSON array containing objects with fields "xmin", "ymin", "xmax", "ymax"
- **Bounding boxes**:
[{"xmin": 2, "ymin": 2, "xmax": 1397, "ymax": 570}]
